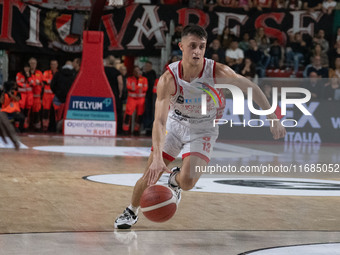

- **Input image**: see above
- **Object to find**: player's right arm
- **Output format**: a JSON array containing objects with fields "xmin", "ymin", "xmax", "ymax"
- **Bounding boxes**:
[
  {"xmin": 143, "ymin": 71, "xmax": 175, "ymax": 185},
  {"xmin": 215, "ymin": 62, "xmax": 286, "ymax": 140}
]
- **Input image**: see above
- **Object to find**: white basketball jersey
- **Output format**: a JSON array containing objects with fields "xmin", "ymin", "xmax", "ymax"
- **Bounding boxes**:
[{"xmin": 167, "ymin": 58, "xmax": 223, "ymax": 128}]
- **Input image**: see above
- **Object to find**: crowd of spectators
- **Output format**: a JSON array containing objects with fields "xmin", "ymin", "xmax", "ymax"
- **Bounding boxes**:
[
  {"xmin": 170, "ymin": 14, "xmax": 340, "ymax": 101},
  {"xmin": 2, "ymin": 21, "xmax": 340, "ymax": 134},
  {"xmin": 0, "ymin": 56, "xmax": 160, "ymax": 136},
  {"xmin": 0, "ymin": 57, "xmax": 81, "ymax": 133}
]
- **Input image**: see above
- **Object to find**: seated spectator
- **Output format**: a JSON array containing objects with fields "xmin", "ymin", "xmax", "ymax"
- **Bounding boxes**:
[
  {"xmin": 303, "ymin": 0, "xmax": 322, "ymax": 11},
  {"xmin": 313, "ymin": 29, "xmax": 329, "ymax": 54},
  {"xmin": 0, "ymin": 81, "xmax": 25, "ymax": 132},
  {"xmin": 255, "ymin": 27, "xmax": 271, "ymax": 62},
  {"xmin": 189, "ymin": 0, "xmax": 204, "ymax": 9},
  {"xmin": 335, "ymin": 27, "xmax": 340, "ymax": 44},
  {"xmin": 254, "ymin": 27, "xmax": 269, "ymax": 47},
  {"xmin": 239, "ymin": 58, "xmax": 256, "ymax": 80},
  {"xmin": 204, "ymin": 0, "xmax": 218, "ymax": 11},
  {"xmin": 324, "ymin": 78, "xmax": 340, "ymax": 100},
  {"xmin": 304, "ymin": 56, "xmax": 329, "ymax": 78},
  {"xmin": 303, "ymin": 71, "xmax": 323, "ymax": 99},
  {"xmin": 205, "ymin": 39, "xmax": 226, "ymax": 64},
  {"xmin": 330, "ymin": 40, "xmax": 340, "ymax": 68},
  {"xmin": 238, "ymin": 0, "xmax": 251, "ymax": 11},
  {"xmin": 329, "ymin": 57, "xmax": 340, "ymax": 78},
  {"xmin": 218, "ymin": 26, "xmax": 236, "ymax": 50},
  {"xmin": 287, "ymin": 0, "xmax": 302, "ymax": 10},
  {"xmin": 163, "ymin": 55, "xmax": 180, "ymax": 73},
  {"xmin": 253, "ymin": 0, "xmax": 273, "ymax": 11},
  {"xmin": 245, "ymin": 39, "xmax": 268, "ymax": 78},
  {"xmin": 269, "ymin": 38, "xmax": 282, "ymax": 68},
  {"xmin": 310, "ymin": 43, "xmax": 329, "ymax": 68},
  {"xmin": 286, "ymin": 32, "xmax": 308, "ymax": 76},
  {"xmin": 171, "ymin": 23, "xmax": 183, "ymax": 56},
  {"xmin": 217, "ymin": 0, "xmax": 237, "ymax": 8},
  {"xmin": 211, "ymin": 54, "xmax": 219, "ymax": 62},
  {"xmin": 225, "ymin": 40, "xmax": 244, "ymax": 73},
  {"xmin": 322, "ymin": 0, "xmax": 336, "ymax": 15},
  {"xmin": 273, "ymin": 0, "xmax": 286, "ymax": 9},
  {"xmin": 238, "ymin": 32, "xmax": 250, "ymax": 52}
]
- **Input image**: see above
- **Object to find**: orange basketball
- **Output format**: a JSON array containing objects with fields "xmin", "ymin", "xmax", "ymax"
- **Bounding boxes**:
[{"xmin": 140, "ymin": 185, "xmax": 177, "ymax": 223}]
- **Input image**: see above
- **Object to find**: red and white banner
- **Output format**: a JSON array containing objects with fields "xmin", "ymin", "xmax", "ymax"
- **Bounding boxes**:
[
  {"xmin": 0, "ymin": 1, "xmax": 335, "ymax": 54},
  {"xmin": 22, "ymin": 0, "xmax": 94, "ymax": 10}
]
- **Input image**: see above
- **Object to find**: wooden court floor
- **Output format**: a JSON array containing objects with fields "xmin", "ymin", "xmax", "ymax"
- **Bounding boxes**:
[{"xmin": 0, "ymin": 134, "xmax": 340, "ymax": 254}]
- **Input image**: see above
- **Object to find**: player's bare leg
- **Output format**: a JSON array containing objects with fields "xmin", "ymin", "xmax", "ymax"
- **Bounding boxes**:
[
  {"xmin": 114, "ymin": 151, "xmax": 172, "ymax": 229},
  {"xmin": 168, "ymin": 155, "xmax": 207, "ymax": 206},
  {"xmin": 176, "ymin": 155, "xmax": 205, "ymax": 190},
  {"xmin": 168, "ymin": 155, "xmax": 206, "ymax": 199}
]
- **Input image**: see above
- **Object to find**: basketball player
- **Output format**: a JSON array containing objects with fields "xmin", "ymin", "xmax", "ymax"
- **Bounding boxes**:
[
  {"xmin": 0, "ymin": 112, "xmax": 20, "ymax": 150},
  {"xmin": 114, "ymin": 24, "xmax": 286, "ymax": 229}
]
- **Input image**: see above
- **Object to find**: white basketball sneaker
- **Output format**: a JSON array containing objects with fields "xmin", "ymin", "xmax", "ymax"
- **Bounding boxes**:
[
  {"xmin": 168, "ymin": 167, "xmax": 182, "ymax": 204},
  {"xmin": 114, "ymin": 207, "xmax": 138, "ymax": 229}
]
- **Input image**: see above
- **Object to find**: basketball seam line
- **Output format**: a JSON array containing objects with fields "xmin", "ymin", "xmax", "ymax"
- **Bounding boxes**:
[{"xmin": 141, "ymin": 196, "xmax": 177, "ymax": 212}]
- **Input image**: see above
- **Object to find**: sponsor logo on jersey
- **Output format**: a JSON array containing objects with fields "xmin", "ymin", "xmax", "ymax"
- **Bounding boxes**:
[{"xmin": 176, "ymin": 95, "xmax": 184, "ymax": 104}]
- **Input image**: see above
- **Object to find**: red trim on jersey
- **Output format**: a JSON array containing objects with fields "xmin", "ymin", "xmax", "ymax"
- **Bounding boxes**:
[
  {"xmin": 150, "ymin": 146, "xmax": 175, "ymax": 162},
  {"xmin": 178, "ymin": 59, "xmax": 206, "ymax": 80},
  {"xmin": 166, "ymin": 66, "xmax": 178, "ymax": 96},
  {"xmin": 178, "ymin": 60, "xmax": 183, "ymax": 79},
  {"xmin": 182, "ymin": 152, "xmax": 210, "ymax": 163}
]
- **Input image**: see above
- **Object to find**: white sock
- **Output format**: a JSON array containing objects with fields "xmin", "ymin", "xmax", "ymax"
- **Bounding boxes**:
[
  {"xmin": 170, "ymin": 171, "xmax": 179, "ymax": 187},
  {"xmin": 128, "ymin": 204, "xmax": 139, "ymax": 215}
]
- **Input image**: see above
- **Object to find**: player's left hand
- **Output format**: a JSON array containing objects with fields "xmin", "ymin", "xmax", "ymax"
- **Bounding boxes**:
[
  {"xmin": 270, "ymin": 119, "xmax": 286, "ymax": 140},
  {"xmin": 144, "ymin": 158, "xmax": 171, "ymax": 186}
]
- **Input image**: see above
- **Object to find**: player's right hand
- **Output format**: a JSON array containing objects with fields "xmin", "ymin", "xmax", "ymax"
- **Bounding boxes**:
[
  {"xmin": 0, "ymin": 112, "xmax": 20, "ymax": 150},
  {"xmin": 143, "ymin": 158, "xmax": 171, "ymax": 186},
  {"xmin": 270, "ymin": 119, "xmax": 286, "ymax": 140}
]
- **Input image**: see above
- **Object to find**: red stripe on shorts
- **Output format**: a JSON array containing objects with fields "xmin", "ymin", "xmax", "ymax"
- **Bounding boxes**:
[
  {"xmin": 182, "ymin": 152, "xmax": 210, "ymax": 163},
  {"xmin": 151, "ymin": 146, "xmax": 175, "ymax": 162}
]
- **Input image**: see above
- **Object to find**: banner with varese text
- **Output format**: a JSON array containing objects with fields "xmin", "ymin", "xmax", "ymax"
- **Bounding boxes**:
[{"xmin": 0, "ymin": 0, "xmax": 335, "ymax": 54}]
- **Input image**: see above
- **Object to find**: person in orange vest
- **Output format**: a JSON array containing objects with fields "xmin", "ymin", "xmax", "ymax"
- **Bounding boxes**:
[
  {"xmin": 0, "ymin": 81, "xmax": 25, "ymax": 132},
  {"xmin": 42, "ymin": 59, "xmax": 58, "ymax": 132},
  {"xmin": 29, "ymin": 57, "xmax": 44, "ymax": 131},
  {"xmin": 16, "ymin": 63, "xmax": 34, "ymax": 130},
  {"xmin": 123, "ymin": 66, "xmax": 148, "ymax": 136}
]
